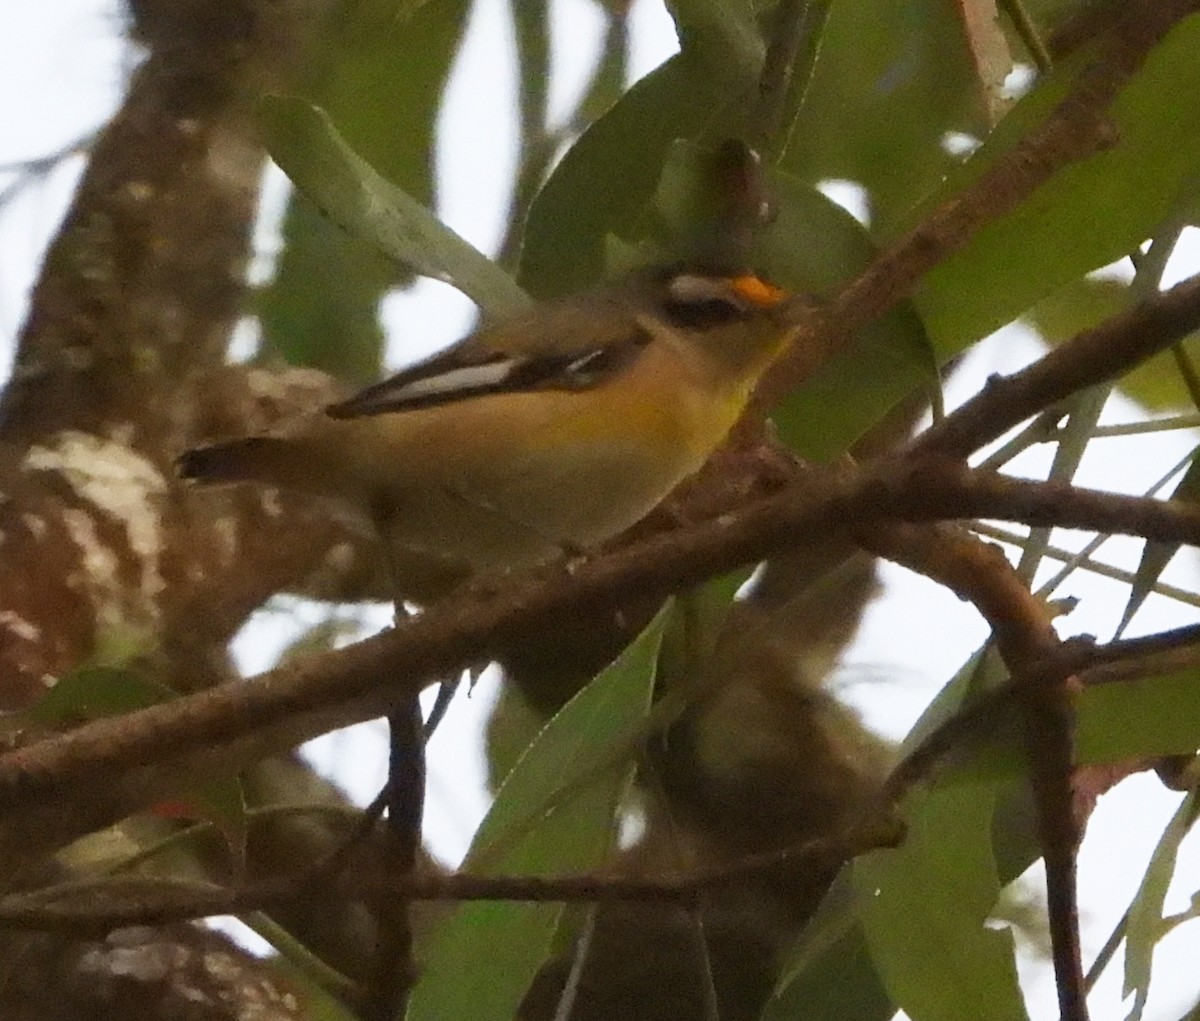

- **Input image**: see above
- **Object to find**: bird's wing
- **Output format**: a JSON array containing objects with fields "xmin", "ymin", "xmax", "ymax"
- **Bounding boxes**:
[{"xmin": 326, "ymin": 325, "xmax": 650, "ymax": 420}]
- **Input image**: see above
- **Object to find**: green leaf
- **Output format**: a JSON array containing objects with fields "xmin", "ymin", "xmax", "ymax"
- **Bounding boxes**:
[
  {"xmin": 1026, "ymin": 275, "xmax": 1200, "ymax": 411},
  {"xmin": 1123, "ymin": 790, "xmax": 1200, "ymax": 1021},
  {"xmin": 407, "ymin": 608, "xmax": 665, "ymax": 1021},
  {"xmin": 657, "ymin": 566, "xmax": 755, "ymax": 693},
  {"xmin": 259, "ymin": 0, "xmax": 470, "ymax": 381},
  {"xmin": 853, "ymin": 759, "xmax": 1029, "ymax": 1021},
  {"xmin": 1116, "ymin": 447, "xmax": 1200, "ymax": 635},
  {"xmin": 257, "ymin": 199, "xmax": 395, "ymax": 383},
  {"xmin": 755, "ymin": 169, "xmax": 940, "ymax": 460},
  {"xmin": 770, "ymin": 299, "xmax": 938, "ymax": 461},
  {"xmin": 1121, "ymin": 346, "xmax": 1200, "ymax": 412},
  {"xmin": 770, "ymin": 670, "xmax": 1030, "ymax": 1021},
  {"xmin": 763, "ymin": 909, "xmax": 893, "ymax": 1021},
  {"xmin": 1077, "ymin": 670, "xmax": 1200, "ymax": 764},
  {"xmin": 782, "ymin": 0, "xmax": 991, "ymax": 228},
  {"xmin": 27, "ymin": 665, "xmax": 176, "ymax": 724},
  {"xmin": 777, "ymin": 14, "xmax": 1200, "ymax": 460},
  {"xmin": 897, "ymin": 643, "xmax": 1006, "ymax": 755},
  {"xmin": 666, "ymin": 0, "xmax": 764, "ymax": 91},
  {"xmin": 519, "ymin": 56, "xmax": 717, "ymax": 298},
  {"xmin": 259, "ymin": 94, "xmax": 530, "ymax": 318},
  {"xmin": 772, "ymin": 872, "xmax": 861, "ymax": 993},
  {"xmin": 914, "ymin": 15, "xmax": 1200, "ymax": 354}
]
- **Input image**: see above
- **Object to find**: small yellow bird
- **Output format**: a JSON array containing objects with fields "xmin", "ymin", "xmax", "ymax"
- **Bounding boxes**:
[{"xmin": 179, "ymin": 265, "xmax": 795, "ymax": 585}]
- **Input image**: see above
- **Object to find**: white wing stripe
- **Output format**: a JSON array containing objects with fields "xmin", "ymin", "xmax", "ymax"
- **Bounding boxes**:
[{"xmin": 389, "ymin": 360, "xmax": 518, "ymax": 401}]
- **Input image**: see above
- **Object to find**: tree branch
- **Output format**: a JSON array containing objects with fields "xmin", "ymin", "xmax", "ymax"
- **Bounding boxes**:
[
  {"xmin": 913, "ymin": 272, "xmax": 1200, "ymax": 458},
  {"xmin": 758, "ymin": 0, "xmax": 1199, "ymax": 407},
  {"xmin": 5, "ymin": 458, "xmax": 1200, "ymax": 860},
  {"xmin": 0, "ymin": 817, "xmax": 900, "ymax": 933}
]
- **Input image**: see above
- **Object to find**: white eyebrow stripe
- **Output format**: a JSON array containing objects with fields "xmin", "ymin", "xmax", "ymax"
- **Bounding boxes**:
[{"xmin": 668, "ymin": 274, "xmax": 733, "ymax": 304}]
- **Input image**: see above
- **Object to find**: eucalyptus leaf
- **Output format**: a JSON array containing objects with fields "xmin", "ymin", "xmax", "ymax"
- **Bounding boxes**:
[
  {"xmin": 853, "ymin": 760, "xmax": 1030, "ymax": 1021},
  {"xmin": 666, "ymin": 0, "xmax": 764, "ymax": 91},
  {"xmin": 519, "ymin": 55, "xmax": 720, "ymax": 298},
  {"xmin": 1116, "ymin": 448, "xmax": 1200, "ymax": 635},
  {"xmin": 1077, "ymin": 670, "xmax": 1200, "ymax": 764},
  {"xmin": 752, "ymin": 168, "xmax": 940, "ymax": 460},
  {"xmin": 913, "ymin": 16, "xmax": 1200, "ymax": 354},
  {"xmin": 406, "ymin": 608, "xmax": 664, "ymax": 1021},
  {"xmin": 783, "ymin": 0, "xmax": 990, "ymax": 227},
  {"xmin": 1123, "ymin": 790, "xmax": 1200, "ymax": 1021},
  {"xmin": 259, "ymin": 0, "xmax": 469, "ymax": 380},
  {"xmin": 260, "ymin": 94, "xmax": 529, "ymax": 317},
  {"xmin": 762, "ymin": 912, "xmax": 893, "ymax": 1021}
]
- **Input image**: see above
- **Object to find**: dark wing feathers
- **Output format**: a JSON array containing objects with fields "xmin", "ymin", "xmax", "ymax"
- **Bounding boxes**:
[
  {"xmin": 326, "ymin": 331, "xmax": 649, "ymax": 420},
  {"xmin": 324, "ymin": 269, "xmax": 766, "ymax": 421}
]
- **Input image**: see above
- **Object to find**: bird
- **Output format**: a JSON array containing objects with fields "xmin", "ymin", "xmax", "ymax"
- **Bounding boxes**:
[{"xmin": 178, "ymin": 264, "xmax": 797, "ymax": 589}]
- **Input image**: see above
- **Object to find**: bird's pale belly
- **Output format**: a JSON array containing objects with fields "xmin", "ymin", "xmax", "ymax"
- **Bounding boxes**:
[{"xmin": 381, "ymin": 436, "xmax": 701, "ymax": 568}]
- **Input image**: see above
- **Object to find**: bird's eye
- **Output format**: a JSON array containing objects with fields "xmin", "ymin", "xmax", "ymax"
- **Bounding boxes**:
[
  {"xmin": 662, "ymin": 297, "xmax": 746, "ymax": 330},
  {"xmin": 663, "ymin": 274, "xmax": 748, "ymax": 330}
]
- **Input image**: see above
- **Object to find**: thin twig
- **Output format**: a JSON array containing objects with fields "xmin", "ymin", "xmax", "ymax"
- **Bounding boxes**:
[
  {"xmin": 0, "ymin": 821, "xmax": 897, "ymax": 931},
  {"xmin": 1031, "ymin": 445, "xmax": 1198, "ymax": 598},
  {"xmin": 364, "ymin": 700, "xmax": 425, "ymax": 1021},
  {"xmin": 972, "ymin": 521, "xmax": 1200, "ymax": 611},
  {"xmin": 862, "ymin": 518, "xmax": 1085, "ymax": 1021},
  {"xmin": 978, "ymin": 408, "xmax": 1068, "ymax": 469},
  {"xmin": 423, "ymin": 677, "xmax": 460, "ymax": 739},
  {"xmin": 552, "ymin": 907, "xmax": 598, "ymax": 1021},
  {"xmin": 1087, "ymin": 415, "xmax": 1200, "ymax": 439},
  {"xmin": 0, "ymin": 131, "xmax": 96, "ymax": 210},
  {"xmin": 1083, "ymin": 907, "xmax": 1128, "ymax": 995},
  {"xmin": 687, "ymin": 908, "xmax": 722, "ymax": 1021}
]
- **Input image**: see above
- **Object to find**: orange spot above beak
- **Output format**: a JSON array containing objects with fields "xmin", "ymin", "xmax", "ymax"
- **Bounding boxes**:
[{"xmin": 729, "ymin": 274, "xmax": 787, "ymax": 307}]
